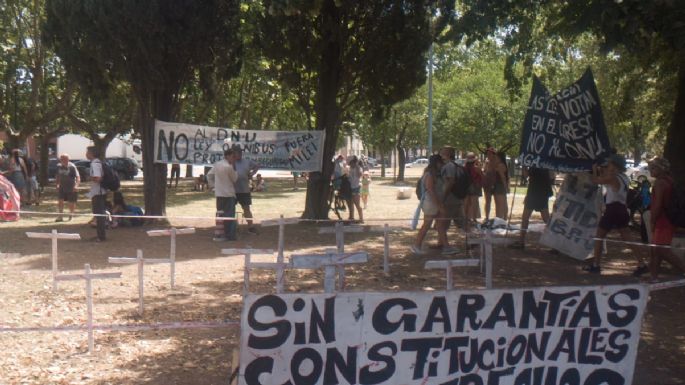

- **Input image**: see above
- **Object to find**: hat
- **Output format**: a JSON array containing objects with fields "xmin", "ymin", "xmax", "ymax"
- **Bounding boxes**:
[
  {"xmin": 466, "ymin": 152, "xmax": 476, "ymax": 162},
  {"xmin": 602, "ymin": 154, "xmax": 626, "ymax": 172},
  {"xmin": 648, "ymin": 156, "xmax": 670, "ymax": 172}
]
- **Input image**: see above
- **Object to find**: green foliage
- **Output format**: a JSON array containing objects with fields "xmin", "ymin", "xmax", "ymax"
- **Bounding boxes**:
[{"xmin": 431, "ymin": 41, "xmax": 527, "ymax": 156}]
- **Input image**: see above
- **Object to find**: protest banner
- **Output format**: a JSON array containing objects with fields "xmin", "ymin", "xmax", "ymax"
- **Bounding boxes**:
[
  {"xmin": 153, "ymin": 120, "xmax": 326, "ymax": 171},
  {"xmin": 540, "ymin": 173, "xmax": 603, "ymax": 260},
  {"xmin": 519, "ymin": 69, "xmax": 612, "ymax": 173},
  {"xmin": 239, "ymin": 285, "xmax": 647, "ymax": 385}
]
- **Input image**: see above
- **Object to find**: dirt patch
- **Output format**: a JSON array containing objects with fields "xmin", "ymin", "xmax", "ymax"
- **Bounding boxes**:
[{"xmin": 0, "ymin": 178, "xmax": 683, "ymax": 384}]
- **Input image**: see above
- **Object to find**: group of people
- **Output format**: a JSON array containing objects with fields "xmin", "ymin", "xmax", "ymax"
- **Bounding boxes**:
[
  {"xmin": 584, "ymin": 154, "xmax": 684, "ymax": 282},
  {"xmin": 412, "ymin": 146, "xmax": 513, "ymax": 255},
  {"xmin": 0, "ymin": 148, "xmax": 40, "ymax": 206},
  {"xmin": 332, "ymin": 154, "xmax": 371, "ymax": 222}
]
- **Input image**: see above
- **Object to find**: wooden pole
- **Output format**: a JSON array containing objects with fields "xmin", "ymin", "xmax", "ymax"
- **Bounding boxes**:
[
  {"xmin": 170, "ymin": 228, "xmax": 176, "ymax": 288},
  {"xmin": 137, "ymin": 250, "xmax": 144, "ymax": 315},
  {"xmin": 383, "ymin": 224, "xmax": 390, "ymax": 275},
  {"xmin": 51, "ymin": 229, "xmax": 58, "ymax": 290},
  {"xmin": 85, "ymin": 263, "xmax": 94, "ymax": 353}
]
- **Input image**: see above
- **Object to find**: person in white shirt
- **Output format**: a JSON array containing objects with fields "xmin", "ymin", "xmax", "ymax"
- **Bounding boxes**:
[
  {"xmin": 207, "ymin": 149, "xmax": 239, "ymax": 241},
  {"xmin": 86, "ymin": 146, "xmax": 107, "ymax": 242}
]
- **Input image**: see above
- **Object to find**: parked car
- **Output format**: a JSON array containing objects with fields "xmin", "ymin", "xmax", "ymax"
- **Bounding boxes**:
[
  {"xmin": 405, "ymin": 158, "xmax": 429, "ymax": 168},
  {"xmin": 47, "ymin": 158, "xmax": 59, "ymax": 180},
  {"xmin": 365, "ymin": 157, "xmax": 378, "ymax": 168},
  {"xmin": 72, "ymin": 160, "xmax": 91, "ymax": 181},
  {"xmin": 107, "ymin": 157, "xmax": 139, "ymax": 180}
]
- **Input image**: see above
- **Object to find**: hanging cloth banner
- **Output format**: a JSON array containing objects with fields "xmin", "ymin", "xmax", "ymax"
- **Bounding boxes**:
[
  {"xmin": 519, "ymin": 69, "xmax": 611, "ymax": 172},
  {"xmin": 153, "ymin": 120, "xmax": 326, "ymax": 172}
]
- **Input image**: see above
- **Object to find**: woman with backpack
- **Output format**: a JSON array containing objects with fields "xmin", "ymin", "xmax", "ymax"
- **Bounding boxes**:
[
  {"xmin": 646, "ymin": 157, "xmax": 685, "ymax": 282},
  {"xmin": 411, "ymin": 154, "xmax": 450, "ymax": 254},
  {"xmin": 584, "ymin": 154, "xmax": 648, "ymax": 275}
]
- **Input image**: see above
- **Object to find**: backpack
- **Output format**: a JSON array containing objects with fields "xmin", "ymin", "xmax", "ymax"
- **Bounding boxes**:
[
  {"xmin": 666, "ymin": 181, "xmax": 685, "ymax": 227},
  {"xmin": 451, "ymin": 162, "xmax": 471, "ymax": 199},
  {"xmin": 100, "ymin": 160, "xmax": 120, "ymax": 191}
]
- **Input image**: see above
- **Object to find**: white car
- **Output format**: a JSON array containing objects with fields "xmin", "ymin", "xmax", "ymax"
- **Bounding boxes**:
[
  {"xmin": 405, "ymin": 158, "xmax": 428, "ymax": 168},
  {"xmin": 627, "ymin": 163, "xmax": 651, "ymax": 182}
]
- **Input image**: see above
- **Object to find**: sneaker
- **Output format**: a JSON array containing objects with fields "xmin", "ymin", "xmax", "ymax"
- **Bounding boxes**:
[
  {"xmin": 247, "ymin": 227, "xmax": 258, "ymax": 235},
  {"xmin": 582, "ymin": 264, "xmax": 601, "ymax": 273},
  {"xmin": 67, "ymin": 215, "xmax": 72, "ymax": 221},
  {"xmin": 441, "ymin": 247, "xmax": 460, "ymax": 256},
  {"xmin": 410, "ymin": 245, "xmax": 426, "ymax": 255},
  {"xmin": 213, "ymin": 237, "xmax": 227, "ymax": 242},
  {"xmin": 55, "ymin": 217, "xmax": 64, "ymax": 223},
  {"xmin": 633, "ymin": 264, "xmax": 649, "ymax": 277}
]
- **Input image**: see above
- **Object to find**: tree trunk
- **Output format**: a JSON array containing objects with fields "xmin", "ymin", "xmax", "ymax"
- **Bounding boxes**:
[
  {"xmin": 380, "ymin": 152, "xmax": 386, "ymax": 178},
  {"xmin": 185, "ymin": 164, "xmax": 193, "ymax": 178},
  {"xmin": 631, "ymin": 122, "xmax": 642, "ymax": 166},
  {"xmin": 38, "ymin": 134, "xmax": 50, "ymax": 186},
  {"xmin": 139, "ymin": 90, "xmax": 173, "ymax": 216},
  {"xmin": 396, "ymin": 146, "xmax": 406, "ymax": 182},
  {"xmin": 665, "ymin": 59, "xmax": 685, "ymax": 185},
  {"xmin": 302, "ymin": 0, "xmax": 342, "ymax": 220}
]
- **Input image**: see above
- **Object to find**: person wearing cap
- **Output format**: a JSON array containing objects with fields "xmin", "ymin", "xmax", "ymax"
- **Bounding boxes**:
[
  {"xmin": 464, "ymin": 152, "xmax": 483, "ymax": 225},
  {"xmin": 232, "ymin": 145, "xmax": 260, "ymax": 235},
  {"xmin": 206, "ymin": 149, "xmax": 239, "ymax": 241},
  {"xmin": 646, "ymin": 157, "xmax": 685, "ymax": 281},
  {"xmin": 511, "ymin": 167, "xmax": 553, "ymax": 249},
  {"xmin": 586, "ymin": 154, "xmax": 648, "ymax": 274}
]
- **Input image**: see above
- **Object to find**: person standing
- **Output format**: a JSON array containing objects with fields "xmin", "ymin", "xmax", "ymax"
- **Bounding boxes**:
[
  {"xmin": 464, "ymin": 152, "xmax": 483, "ymax": 227},
  {"xmin": 346, "ymin": 156, "xmax": 364, "ymax": 222},
  {"xmin": 232, "ymin": 145, "xmax": 260, "ymax": 234},
  {"xmin": 207, "ymin": 149, "xmax": 239, "ymax": 241},
  {"xmin": 168, "ymin": 163, "xmax": 181, "ymax": 188},
  {"xmin": 361, "ymin": 171, "xmax": 370, "ymax": 209},
  {"xmin": 486, "ymin": 147, "xmax": 509, "ymax": 220},
  {"xmin": 86, "ymin": 146, "xmax": 107, "ymax": 242},
  {"xmin": 511, "ymin": 167, "xmax": 553, "ymax": 249},
  {"xmin": 438, "ymin": 146, "xmax": 465, "ymax": 253},
  {"xmin": 412, "ymin": 155, "xmax": 449, "ymax": 254},
  {"xmin": 55, "ymin": 153, "xmax": 80, "ymax": 222},
  {"xmin": 646, "ymin": 157, "xmax": 685, "ymax": 281},
  {"xmin": 3, "ymin": 149, "xmax": 28, "ymax": 204},
  {"xmin": 585, "ymin": 154, "xmax": 648, "ymax": 274}
]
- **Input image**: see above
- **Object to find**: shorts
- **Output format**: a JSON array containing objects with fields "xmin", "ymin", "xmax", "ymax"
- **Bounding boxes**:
[
  {"xmin": 524, "ymin": 192, "xmax": 549, "ymax": 212},
  {"xmin": 351, "ymin": 186, "xmax": 361, "ymax": 195},
  {"xmin": 493, "ymin": 180, "xmax": 507, "ymax": 195},
  {"xmin": 422, "ymin": 200, "xmax": 439, "ymax": 217},
  {"xmin": 467, "ymin": 183, "xmax": 482, "ymax": 197},
  {"xmin": 58, "ymin": 189, "xmax": 78, "ymax": 203},
  {"xmin": 653, "ymin": 215, "xmax": 675, "ymax": 245},
  {"xmin": 236, "ymin": 192, "xmax": 252, "ymax": 207},
  {"xmin": 598, "ymin": 202, "xmax": 630, "ymax": 231},
  {"xmin": 444, "ymin": 199, "xmax": 466, "ymax": 228}
]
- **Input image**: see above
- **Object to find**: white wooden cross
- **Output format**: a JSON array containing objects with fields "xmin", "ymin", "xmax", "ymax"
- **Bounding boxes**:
[
  {"xmin": 318, "ymin": 221, "xmax": 364, "ymax": 285},
  {"xmin": 109, "ymin": 249, "xmax": 172, "ymax": 315},
  {"xmin": 261, "ymin": 215, "xmax": 300, "ymax": 287},
  {"xmin": 368, "ymin": 224, "xmax": 403, "ymax": 275},
  {"xmin": 466, "ymin": 230, "xmax": 512, "ymax": 289},
  {"xmin": 291, "ymin": 248, "xmax": 368, "ymax": 293},
  {"xmin": 54, "ymin": 263, "xmax": 121, "ymax": 354},
  {"xmin": 26, "ymin": 229, "xmax": 81, "ymax": 290},
  {"xmin": 424, "ymin": 259, "xmax": 481, "ymax": 290},
  {"xmin": 146, "ymin": 227, "xmax": 195, "ymax": 288},
  {"xmin": 221, "ymin": 248, "xmax": 284, "ymax": 294}
]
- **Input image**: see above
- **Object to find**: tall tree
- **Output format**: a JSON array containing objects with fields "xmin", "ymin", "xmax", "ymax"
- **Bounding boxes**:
[
  {"xmin": 448, "ymin": 0, "xmax": 685, "ymax": 181},
  {"xmin": 44, "ymin": 0, "xmax": 243, "ymax": 215},
  {"xmin": 256, "ymin": 0, "xmax": 454, "ymax": 219},
  {"xmin": 0, "ymin": 0, "xmax": 74, "ymax": 150}
]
